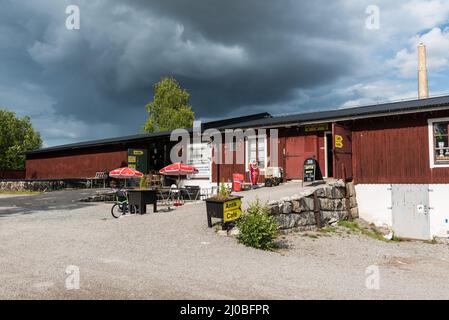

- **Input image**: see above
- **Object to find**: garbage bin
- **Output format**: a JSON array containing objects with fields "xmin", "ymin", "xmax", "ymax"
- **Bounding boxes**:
[{"xmin": 232, "ymin": 173, "xmax": 244, "ymax": 192}]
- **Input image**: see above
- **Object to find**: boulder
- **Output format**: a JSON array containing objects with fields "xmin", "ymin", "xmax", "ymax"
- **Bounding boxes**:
[
  {"xmin": 319, "ymin": 198, "xmax": 346, "ymax": 211},
  {"xmin": 321, "ymin": 210, "xmax": 340, "ymax": 225},
  {"xmin": 350, "ymin": 207, "xmax": 359, "ymax": 218},
  {"xmin": 276, "ymin": 212, "xmax": 316, "ymax": 229},
  {"xmin": 269, "ymin": 203, "xmax": 280, "ymax": 216},
  {"xmin": 316, "ymin": 186, "xmax": 345, "ymax": 199},
  {"xmin": 291, "ymin": 200, "xmax": 301, "ymax": 213},
  {"xmin": 346, "ymin": 182, "xmax": 356, "ymax": 197},
  {"xmin": 280, "ymin": 201, "xmax": 292, "ymax": 214}
]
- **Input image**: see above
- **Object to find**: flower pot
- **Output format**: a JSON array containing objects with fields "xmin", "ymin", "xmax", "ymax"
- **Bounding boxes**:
[{"xmin": 205, "ymin": 195, "xmax": 243, "ymax": 228}]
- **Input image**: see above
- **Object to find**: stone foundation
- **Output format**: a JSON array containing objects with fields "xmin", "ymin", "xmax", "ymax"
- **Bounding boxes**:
[{"xmin": 269, "ymin": 180, "xmax": 358, "ymax": 230}]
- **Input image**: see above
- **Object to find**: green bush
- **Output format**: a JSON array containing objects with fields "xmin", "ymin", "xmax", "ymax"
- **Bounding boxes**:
[{"xmin": 236, "ymin": 199, "xmax": 279, "ymax": 250}]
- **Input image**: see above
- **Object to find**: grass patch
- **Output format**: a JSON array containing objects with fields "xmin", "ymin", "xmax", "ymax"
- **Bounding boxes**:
[
  {"xmin": 337, "ymin": 220, "xmax": 360, "ymax": 232},
  {"xmin": 0, "ymin": 190, "xmax": 41, "ymax": 196},
  {"xmin": 424, "ymin": 237, "xmax": 438, "ymax": 245},
  {"xmin": 337, "ymin": 220, "xmax": 402, "ymax": 242},
  {"xmin": 319, "ymin": 226, "xmax": 337, "ymax": 234}
]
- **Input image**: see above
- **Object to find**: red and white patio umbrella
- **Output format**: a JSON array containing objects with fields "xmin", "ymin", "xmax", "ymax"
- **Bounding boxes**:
[
  {"xmin": 109, "ymin": 167, "xmax": 144, "ymax": 187},
  {"xmin": 109, "ymin": 167, "xmax": 144, "ymax": 178},
  {"xmin": 159, "ymin": 162, "xmax": 199, "ymax": 176},
  {"xmin": 159, "ymin": 162, "xmax": 199, "ymax": 188}
]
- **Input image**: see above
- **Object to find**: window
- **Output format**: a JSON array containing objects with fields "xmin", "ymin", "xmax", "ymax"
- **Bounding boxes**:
[
  {"xmin": 428, "ymin": 118, "xmax": 449, "ymax": 167},
  {"xmin": 245, "ymin": 135, "xmax": 266, "ymax": 170}
]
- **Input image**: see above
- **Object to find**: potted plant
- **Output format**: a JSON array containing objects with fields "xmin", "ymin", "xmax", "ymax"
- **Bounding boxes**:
[{"xmin": 205, "ymin": 181, "xmax": 243, "ymax": 229}]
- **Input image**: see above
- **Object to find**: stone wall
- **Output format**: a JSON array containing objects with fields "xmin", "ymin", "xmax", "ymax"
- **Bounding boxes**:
[
  {"xmin": 0, "ymin": 180, "xmax": 66, "ymax": 192},
  {"xmin": 269, "ymin": 180, "xmax": 358, "ymax": 230}
]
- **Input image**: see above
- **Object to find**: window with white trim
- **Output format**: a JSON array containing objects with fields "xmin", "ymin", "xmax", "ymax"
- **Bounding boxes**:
[
  {"xmin": 245, "ymin": 135, "xmax": 266, "ymax": 170},
  {"xmin": 428, "ymin": 117, "xmax": 449, "ymax": 167}
]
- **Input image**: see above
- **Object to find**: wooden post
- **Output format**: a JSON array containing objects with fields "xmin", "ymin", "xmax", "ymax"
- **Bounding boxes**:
[
  {"xmin": 342, "ymin": 163, "xmax": 353, "ymax": 221},
  {"xmin": 313, "ymin": 191, "xmax": 322, "ymax": 229}
]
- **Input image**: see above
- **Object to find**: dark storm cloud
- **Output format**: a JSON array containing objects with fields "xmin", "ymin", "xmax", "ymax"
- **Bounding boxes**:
[{"xmin": 0, "ymin": 0, "xmax": 381, "ymax": 145}]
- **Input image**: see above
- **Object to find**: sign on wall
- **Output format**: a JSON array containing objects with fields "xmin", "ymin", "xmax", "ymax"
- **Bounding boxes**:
[
  {"xmin": 335, "ymin": 135, "xmax": 344, "ymax": 149},
  {"xmin": 128, "ymin": 149, "xmax": 148, "ymax": 173},
  {"xmin": 305, "ymin": 123, "xmax": 329, "ymax": 132},
  {"xmin": 187, "ymin": 143, "xmax": 211, "ymax": 179}
]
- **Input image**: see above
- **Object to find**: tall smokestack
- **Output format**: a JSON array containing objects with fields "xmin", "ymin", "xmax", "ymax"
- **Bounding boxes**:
[{"xmin": 418, "ymin": 42, "xmax": 429, "ymax": 99}]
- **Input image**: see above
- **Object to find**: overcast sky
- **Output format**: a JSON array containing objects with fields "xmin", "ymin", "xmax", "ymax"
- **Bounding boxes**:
[{"xmin": 2, "ymin": 0, "xmax": 449, "ymax": 146}]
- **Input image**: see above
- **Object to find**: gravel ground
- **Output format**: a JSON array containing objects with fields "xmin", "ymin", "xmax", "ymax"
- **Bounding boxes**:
[{"xmin": 1, "ymin": 184, "xmax": 449, "ymax": 299}]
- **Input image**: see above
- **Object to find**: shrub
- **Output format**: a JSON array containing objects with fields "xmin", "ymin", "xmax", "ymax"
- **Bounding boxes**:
[
  {"xmin": 236, "ymin": 199, "xmax": 279, "ymax": 250},
  {"xmin": 211, "ymin": 180, "xmax": 232, "ymax": 200}
]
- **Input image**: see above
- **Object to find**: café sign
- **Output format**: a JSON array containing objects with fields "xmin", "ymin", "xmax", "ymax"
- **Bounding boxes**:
[
  {"xmin": 223, "ymin": 198, "xmax": 242, "ymax": 222},
  {"xmin": 304, "ymin": 123, "xmax": 329, "ymax": 132}
]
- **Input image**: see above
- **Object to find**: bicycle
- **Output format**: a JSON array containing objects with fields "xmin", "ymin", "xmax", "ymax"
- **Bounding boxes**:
[{"xmin": 111, "ymin": 190, "xmax": 136, "ymax": 218}]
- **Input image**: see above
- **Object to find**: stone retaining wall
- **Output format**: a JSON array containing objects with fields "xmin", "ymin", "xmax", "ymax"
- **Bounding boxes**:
[
  {"xmin": 0, "ymin": 180, "xmax": 66, "ymax": 192},
  {"xmin": 269, "ymin": 180, "xmax": 358, "ymax": 230}
]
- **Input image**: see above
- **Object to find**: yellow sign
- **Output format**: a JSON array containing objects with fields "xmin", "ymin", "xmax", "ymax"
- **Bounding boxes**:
[
  {"xmin": 223, "ymin": 199, "xmax": 242, "ymax": 222},
  {"xmin": 224, "ymin": 209, "xmax": 242, "ymax": 222},
  {"xmin": 305, "ymin": 123, "xmax": 329, "ymax": 132},
  {"xmin": 128, "ymin": 164, "xmax": 136, "ymax": 169},
  {"xmin": 128, "ymin": 156, "xmax": 137, "ymax": 163},
  {"xmin": 335, "ymin": 135, "xmax": 344, "ymax": 149},
  {"xmin": 133, "ymin": 150, "xmax": 144, "ymax": 156}
]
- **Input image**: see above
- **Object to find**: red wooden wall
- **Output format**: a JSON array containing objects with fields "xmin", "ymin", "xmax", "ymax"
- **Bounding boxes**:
[
  {"xmin": 211, "ymin": 128, "xmax": 326, "ymax": 182},
  {"xmin": 0, "ymin": 169, "xmax": 26, "ymax": 179},
  {"xmin": 26, "ymin": 150, "xmax": 128, "ymax": 179},
  {"xmin": 352, "ymin": 110, "xmax": 449, "ymax": 184}
]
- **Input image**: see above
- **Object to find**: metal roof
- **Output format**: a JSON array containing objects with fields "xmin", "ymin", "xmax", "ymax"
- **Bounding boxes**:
[
  {"xmin": 26, "ymin": 112, "xmax": 272, "ymax": 155},
  {"xmin": 27, "ymin": 95, "xmax": 449, "ymax": 156},
  {"xmin": 217, "ymin": 95, "xmax": 449, "ymax": 130}
]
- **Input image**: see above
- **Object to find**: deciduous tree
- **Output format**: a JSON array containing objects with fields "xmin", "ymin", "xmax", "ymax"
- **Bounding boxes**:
[
  {"xmin": 0, "ymin": 109, "xmax": 42, "ymax": 170},
  {"xmin": 144, "ymin": 77, "xmax": 195, "ymax": 133}
]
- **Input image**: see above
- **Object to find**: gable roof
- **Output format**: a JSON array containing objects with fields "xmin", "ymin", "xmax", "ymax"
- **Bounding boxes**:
[
  {"xmin": 26, "ymin": 112, "xmax": 272, "ymax": 155},
  {"xmin": 216, "ymin": 95, "xmax": 449, "ymax": 130},
  {"xmin": 26, "ymin": 95, "xmax": 449, "ymax": 156}
]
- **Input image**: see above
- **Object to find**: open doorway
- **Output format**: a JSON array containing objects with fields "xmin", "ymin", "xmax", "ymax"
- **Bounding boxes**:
[{"xmin": 324, "ymin": 132, "xmax": 333, "ymax": 178}]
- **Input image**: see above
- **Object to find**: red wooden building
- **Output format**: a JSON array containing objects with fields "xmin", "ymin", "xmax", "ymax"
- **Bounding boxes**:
[
  {"xmin": 25, "ymin": 95, "xmax": 449, "ymax": 183},
  {"xmin": 23, "ymin": 95, "xmax": 449, "ymax": 239}
]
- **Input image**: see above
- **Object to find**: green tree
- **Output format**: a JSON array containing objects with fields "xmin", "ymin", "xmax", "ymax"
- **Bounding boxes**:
[
  {"xmin": 144, "ymin": 77, "xmax": 195, "ymax": 133},
  {"xmin": 0, "ymin": 109, "xmax": 42, "ymax": 170}
]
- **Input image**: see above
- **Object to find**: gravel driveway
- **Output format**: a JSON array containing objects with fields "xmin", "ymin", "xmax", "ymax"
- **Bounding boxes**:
[{"xmin": 1, "ymin": 185, "xmax": 449, "ymax": 299}]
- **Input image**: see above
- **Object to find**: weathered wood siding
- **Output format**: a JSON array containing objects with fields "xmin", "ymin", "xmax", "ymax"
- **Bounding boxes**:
[
  {"xmin": 26, "ymin": 149, "xmax": 128, "ymax": 179},
  {"xmin": 352, "ymin": 110, "xmax": 449, "ymax": 184}
]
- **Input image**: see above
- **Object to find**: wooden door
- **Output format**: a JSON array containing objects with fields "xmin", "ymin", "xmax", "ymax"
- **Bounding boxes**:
[{"xmin": 333, "ymin": 123, "xmax": 352, "ymax": 180}]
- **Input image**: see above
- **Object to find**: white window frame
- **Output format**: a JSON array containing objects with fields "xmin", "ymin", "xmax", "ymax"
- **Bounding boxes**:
[
  {"xmin": 428, "ymin": 117, "xmax": 449, "ymax": 168},
  {"xmin": 245, "ymin": 134, "xmax": 268, "ymax": 172}
]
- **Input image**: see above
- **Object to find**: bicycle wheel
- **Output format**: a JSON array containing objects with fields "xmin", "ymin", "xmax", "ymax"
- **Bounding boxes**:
[{"xmin": 111, "ymin": 204, "xmax": 124, "ymax": 218}]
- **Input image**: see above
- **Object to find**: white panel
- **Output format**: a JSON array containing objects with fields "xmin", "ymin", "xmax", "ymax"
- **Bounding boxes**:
[
  {"xmin": 355, "ymin": 184, "xmax": 392, "ymax": 227},
  {"xmin": 429, "ymin": 184, "xmax": 449, "ymax": 238}
]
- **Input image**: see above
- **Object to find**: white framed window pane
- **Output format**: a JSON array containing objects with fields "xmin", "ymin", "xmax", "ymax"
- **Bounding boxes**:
[
  {"xmin": 257, "ymin": 136, "xmax": 266, "ymax": 167},
  {"xmin": 433, "ymin": 121, "xmax": 449, "ymax": 164}
]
